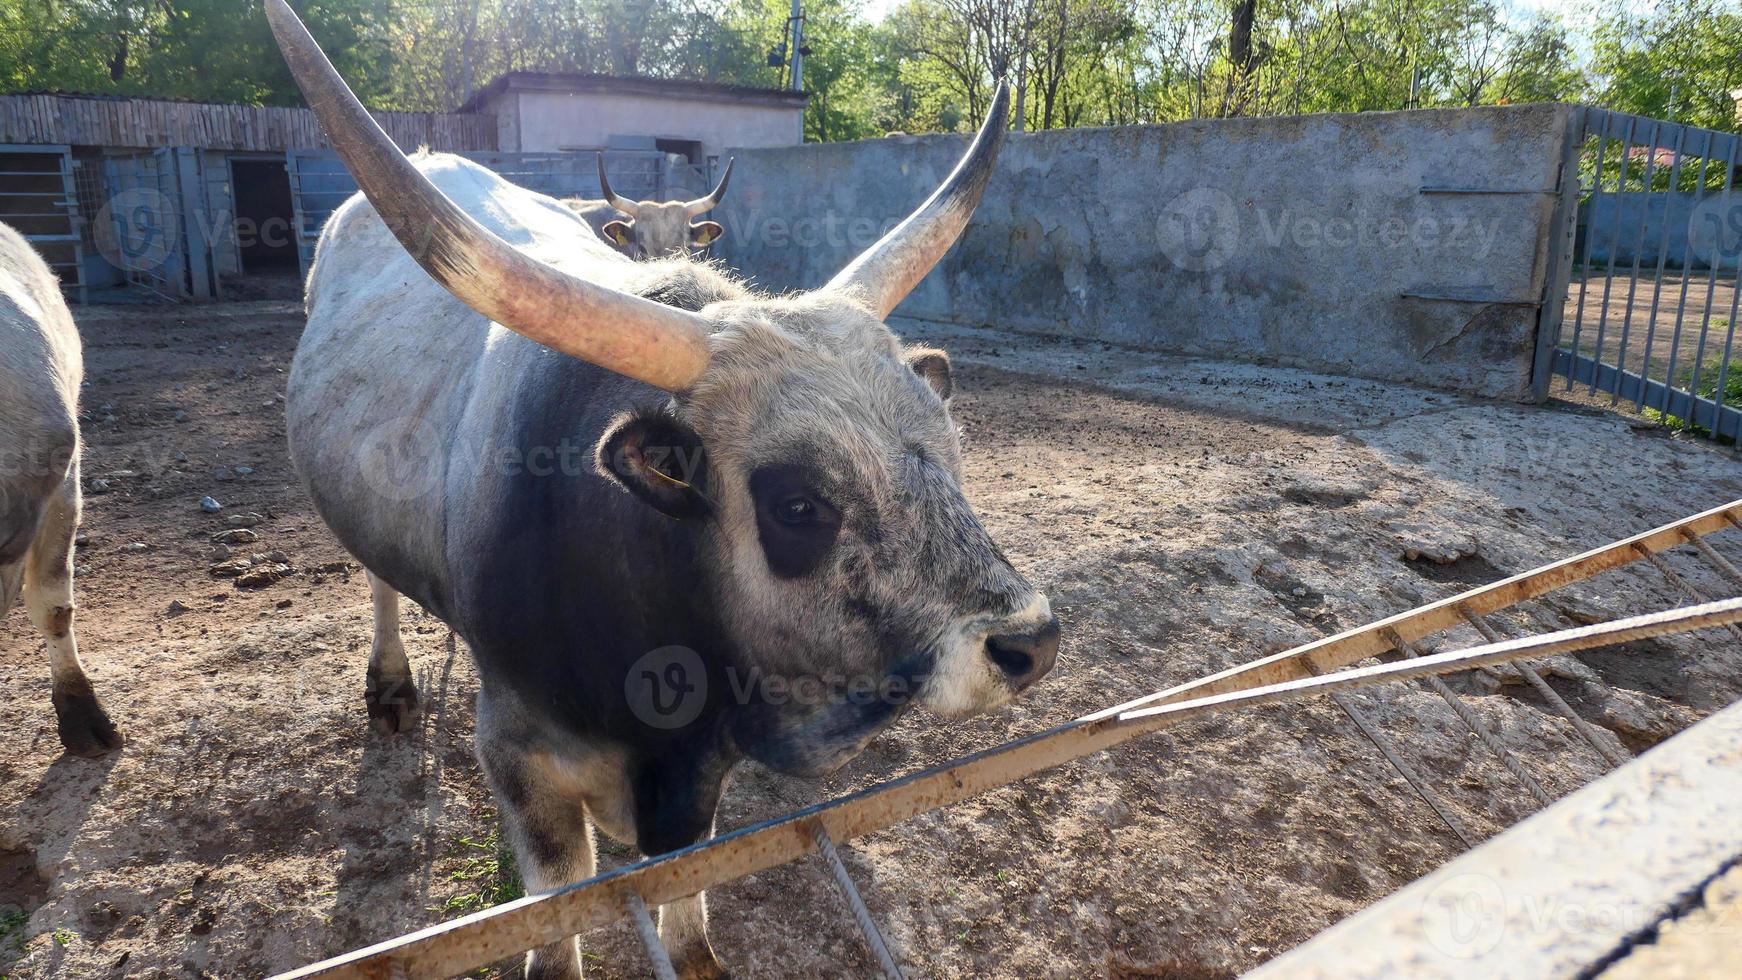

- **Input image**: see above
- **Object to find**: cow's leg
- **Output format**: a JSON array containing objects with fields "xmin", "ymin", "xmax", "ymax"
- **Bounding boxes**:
[
  {"xmin": 660, "ymin": 886, "xmax": 718, "ymax": 980},
  {"xmin": 364, "ymin": 570, "xmax": 421, "ymax": 734},
  {"xmin": 476, "ymin": 691, "xmax": 595, "ymax": 979},
  {"xmin": 634, "ymin": 759, "xmax": 730, "ymax": 980},
  {"xmin": 25, "ymin": 473, "xmax": 121, "ymax": 757}
]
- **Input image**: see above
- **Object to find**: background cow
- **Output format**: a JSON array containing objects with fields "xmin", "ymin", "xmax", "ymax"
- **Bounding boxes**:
[
  {"xmin": 566, "ymin": 155, "xmax": 732, "ymax": 259},
  {"xmin": 0, "ymin": 221, "xmax": 122, "ymax": 758},
  {"xmin": 266, "ymin": 1, "xmax": 1056, "ymax": 976}
]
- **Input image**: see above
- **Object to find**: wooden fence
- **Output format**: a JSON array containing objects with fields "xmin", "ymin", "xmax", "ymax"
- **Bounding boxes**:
[{"xmin": 0, "ymin": 94, "xmax": 496, "ymax": 152}]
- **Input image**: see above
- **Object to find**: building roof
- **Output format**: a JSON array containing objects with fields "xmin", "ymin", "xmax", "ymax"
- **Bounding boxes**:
[{"xmin": 457, "ymin": 72, "xmax": 807, "ymax": 114}]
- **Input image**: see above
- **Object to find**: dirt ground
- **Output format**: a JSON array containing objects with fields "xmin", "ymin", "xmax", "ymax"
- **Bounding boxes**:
[
  {"xmin": 3, "ymin": 300, "xmax": 1742, "ymax": 979},
  {"xmin": 1562, "ymin": 270, "xmax": 1739, "ymax": 385}
]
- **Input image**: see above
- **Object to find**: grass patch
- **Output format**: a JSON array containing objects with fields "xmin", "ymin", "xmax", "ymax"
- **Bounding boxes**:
[
  {"xmin": 0, "ymin": 907, "xmax": 28, "ymax": 954},
  {"xmin": 438, "ymin": 822, "xmax": 525, "ymax": 918},
  {"xmin": 1641, "ymin": 343, "xmax": 1741, "ymax": 444}
]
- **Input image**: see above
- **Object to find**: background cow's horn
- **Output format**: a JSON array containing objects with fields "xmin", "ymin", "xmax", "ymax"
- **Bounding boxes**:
[
  {"xmin": 263, "ymin": 0, "xmax": 711, "ymax": 392},
  {"xmin": 823, "ymin": 84, "xmax": 1009, "ymax": 319},
  {"xmin": 596, "ymin": 154, "xmax": 641, "ymax": 217},
  {"xmin": 685, "ymin": 158, "xmax": 734, "ymax": 216}
]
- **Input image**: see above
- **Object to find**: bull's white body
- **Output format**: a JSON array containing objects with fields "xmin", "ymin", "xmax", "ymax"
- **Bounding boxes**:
[{"xmin": 290, "ymin": 155, "xmax": 650, "ymax": 603}]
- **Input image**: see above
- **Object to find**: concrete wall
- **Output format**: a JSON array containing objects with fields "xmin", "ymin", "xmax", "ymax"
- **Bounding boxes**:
[
  {"xmin": 491, "ymin": 90, "xmax": 802, "ymax": 159},
  {"xmin": 1581, "ymin": 191, "xmax": 1742, "ymax": 271},
  {"xmin": 715, "ymin": 104, "xmax": 1579, "ymax": 400}
]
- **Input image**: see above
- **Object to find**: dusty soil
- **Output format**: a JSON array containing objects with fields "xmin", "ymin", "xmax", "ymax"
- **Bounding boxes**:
[
  {"xmin": 3, "ymin": 301, "xmax": 1742, "ymax": 979},
  {"xmin": 1561, "ymin": 270, "xmax": 1739, "ymax": 385}
]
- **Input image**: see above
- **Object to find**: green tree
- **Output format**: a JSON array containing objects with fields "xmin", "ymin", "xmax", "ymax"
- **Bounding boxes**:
[{"xmin": 1590, "ymin": 0, "xmax": 1742, "ymax": 132}]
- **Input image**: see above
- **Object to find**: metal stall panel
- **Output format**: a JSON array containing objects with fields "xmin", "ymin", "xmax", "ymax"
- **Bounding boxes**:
[
  {"xmin": 100, "ymin": 148, "xmax": 191, "ymax": 300},
  {"xmin": 1540, "ymin": 109, "xmax": 1742, "ymax": 443},
  {"xmin": 287, "ymin": 149, "xmax": 673, "ymax": 278},
  {"xmin": 0, "ymin": 143, "xmax": 84, "ymax": 301}
]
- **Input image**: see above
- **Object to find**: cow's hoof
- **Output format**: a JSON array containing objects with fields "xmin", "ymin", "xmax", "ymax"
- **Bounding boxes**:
[
  {"xmin": 52, "ymin": 686, "xmax": 124, "ymax": 757},
  {"xmin": 673, "ymin": 949, "xmax": 728, "ymax": 980},
  {"xmin": 365, "ymin": 674, "xmax": 422, "ymax": 735}
]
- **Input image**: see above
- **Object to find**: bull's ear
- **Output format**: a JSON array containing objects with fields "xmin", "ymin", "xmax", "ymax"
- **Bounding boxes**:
[
  {"xmin": 601, "ymin": 220, "xmax": 633, "ymax": 247},
  {"xmin": 904, "ymin": 346, "xmax": 953, "ymax": 400},
  {"xmin": 596, "ymin": 410, "xmax": 711, "ymax": 519},
  {"xmin": 691, "ymin": 221, "xmax": 723, "ymax": 246}
]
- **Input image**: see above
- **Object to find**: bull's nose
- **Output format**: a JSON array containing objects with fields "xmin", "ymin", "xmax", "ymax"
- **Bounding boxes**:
[{"xmin": 984, "ymin": 617, "xmax": 1060, "ymax": 691}]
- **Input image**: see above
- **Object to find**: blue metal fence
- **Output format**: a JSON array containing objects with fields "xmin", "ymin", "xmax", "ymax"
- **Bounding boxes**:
[{"xmin": 1540, "ymin": 108, "xmax": 1742, "ymax": 444}]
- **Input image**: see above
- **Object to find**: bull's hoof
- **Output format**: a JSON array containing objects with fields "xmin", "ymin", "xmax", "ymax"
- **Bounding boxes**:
[
  {"xmin": 52, "ymin": 686, "xmax": 124, "ymax": 757},
  {"xmin": 365, "ymin": 674, "xmax": 422, "ymax": 735},
  {"xmin": 672, "ymin": 949, "xmax": 728, "ymax": 980}
]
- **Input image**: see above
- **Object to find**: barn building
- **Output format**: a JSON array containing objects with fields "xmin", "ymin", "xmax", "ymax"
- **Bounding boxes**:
[{"xmin": 0, "ymin": 75, "xmax": 802, "ymax": 301}]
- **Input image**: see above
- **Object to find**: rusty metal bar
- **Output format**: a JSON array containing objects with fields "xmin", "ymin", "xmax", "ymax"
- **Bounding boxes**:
[
  {"xmin": 1681, "ymin": 529, "xmax": 1742, "ymax": 588},
  {"xmin": 269, "ymin": 597, "xmax": 1742, "ymax": 980},
  {"xmin": 1303, "ymin": 661, "xmax": 1478, "ymax": 848},
  {"xmin": 1457, "ymin": 604, "xmax": 1628, "ymax": 767},
  {"xmin": 812, "ymin": 824, "xmax": 906, "ymax": 980},
  {"xmin": 626, "ymin": 893, "xmax": 677, "ymax": 980},
  {"xmin": 1635, "ymin": 545, "xmax": 1742, "ymax": 643},
  {"xmin": 1382, "ymin": 628, "xmax": 1556, "ymax": 809},
  {"xmin": 1104, "ymin": 499, "xmax": 1742, "ymax": 717}
]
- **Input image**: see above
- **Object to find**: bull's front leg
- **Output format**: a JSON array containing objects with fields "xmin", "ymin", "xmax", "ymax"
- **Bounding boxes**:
[
  {"xmin": 632, "ymin": 749, "xmax": 733, "ymax": 980},
  {"xmin": 476, "ymin": 690, "xmax": 596, "ymax": 980}
]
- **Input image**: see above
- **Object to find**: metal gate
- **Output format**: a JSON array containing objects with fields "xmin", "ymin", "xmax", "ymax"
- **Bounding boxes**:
[
  {"xmin": 100, "ymin": 148, "xmax": 191, "ymax": 300},
  {"xmin": 1537, "ymin": 108, "xmax": 1742, "ymax": 443},
  {"xmin": 0, "ymin": 144, "xmax": 84, "ymax": 301},
  {"xmin": 287, "ymin": 149, "xmax": 677, "ymax": 277}
]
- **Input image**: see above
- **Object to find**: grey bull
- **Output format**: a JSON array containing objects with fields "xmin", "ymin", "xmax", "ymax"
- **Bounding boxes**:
[
  {"xmin": 568, "ymin": 155, "xmax": 734, "ymax": 259},
  {"xmin": 0, "ymin": 221, "xmax": 123, "ymax": 758},
  {"xmin": 265, "ymin": 1, "xmax": 1057, "ymax": 976}
]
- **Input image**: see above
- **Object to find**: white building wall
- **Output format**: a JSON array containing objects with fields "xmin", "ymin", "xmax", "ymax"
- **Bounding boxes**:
[{"xmin": 501, "ymin": 91, "xmax": 802, "ymax": 158}]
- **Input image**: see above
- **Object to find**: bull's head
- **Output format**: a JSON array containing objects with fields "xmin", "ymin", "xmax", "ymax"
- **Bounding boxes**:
[
  {"xmin": 267, "ymin": 0, "xmax": 1058, "ymax": 774},
  {"xmin": 596, "ymin": 154, "xmax": 733, "ymax": 258}
]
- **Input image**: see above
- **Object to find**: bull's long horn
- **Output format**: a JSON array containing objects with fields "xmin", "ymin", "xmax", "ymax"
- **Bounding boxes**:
[
  {"xmin": 824, "ymin": 84, "xmax": 1009, "ymax": 319},
  {"xmin": 596, "ymin": 154, "xmax": 641, "ymax": 217},
  {"xmin": 685, "ymin": 158, "xmax": 734, "ymax": 216},
  {"xmin": 264, "ymin": 0, "xmax": 710, "ymax": 391}
]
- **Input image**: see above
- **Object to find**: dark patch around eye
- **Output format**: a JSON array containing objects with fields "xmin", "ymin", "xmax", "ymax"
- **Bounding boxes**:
[{"xmin": 750, "ymin": 463, "xmax": 842, "ymax": 579}]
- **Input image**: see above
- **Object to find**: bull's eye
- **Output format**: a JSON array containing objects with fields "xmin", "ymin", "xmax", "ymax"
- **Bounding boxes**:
[
  {"xmin": 776, "ymin": 496, "xmax": 818, "ymax": 525},
  {"xmin": 750, "ymin": 464, "xmax": 842, "ymax": 578}
]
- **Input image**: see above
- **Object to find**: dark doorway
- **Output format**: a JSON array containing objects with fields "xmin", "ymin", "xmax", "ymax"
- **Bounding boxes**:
[
  {"xmin": 654, "ymin": 138, "xmax": 703, "ymax": 164},
  {"xmin": 230, "ymin": 158, "xmax": 298, "ymax": 273}
]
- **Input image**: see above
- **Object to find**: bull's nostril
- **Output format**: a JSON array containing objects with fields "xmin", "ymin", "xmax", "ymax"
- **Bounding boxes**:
[
  {"xmin": 985, "ymin": 636, "xmax": 1035, "ymax": 679},
  {"xmin": 984, "ymin": 617, "xmax": 1061, "ymax": 688}
]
